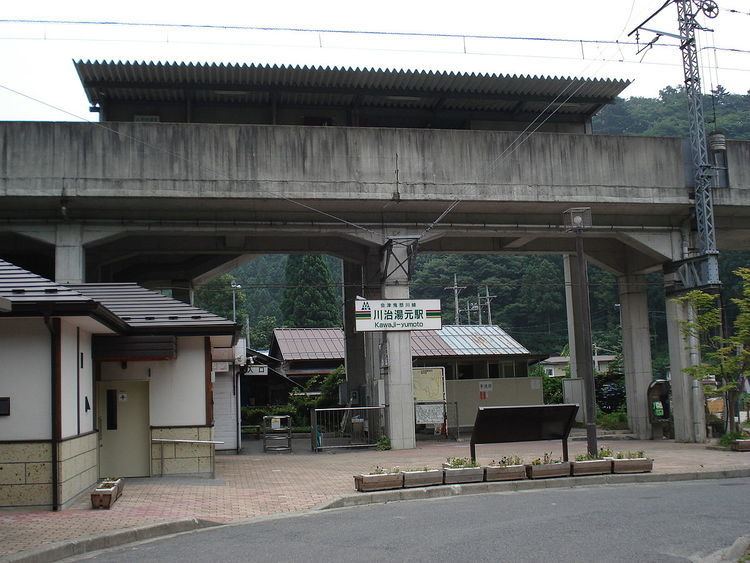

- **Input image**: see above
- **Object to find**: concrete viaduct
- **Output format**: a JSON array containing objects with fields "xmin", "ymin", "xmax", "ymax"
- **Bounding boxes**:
[{"xmin": 1, "ymin": 61, "xmax": 749, "ymax": 448}]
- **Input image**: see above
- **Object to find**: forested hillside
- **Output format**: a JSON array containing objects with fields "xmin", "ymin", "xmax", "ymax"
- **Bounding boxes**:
[{"xmin": 194, "ymin": 84, "xmax": 750, "ymax": 366}]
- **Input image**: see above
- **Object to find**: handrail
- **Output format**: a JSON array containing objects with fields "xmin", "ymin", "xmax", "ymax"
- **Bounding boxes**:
[
  {"xmin": 313, "ymin": 406, "xmax": 386, "ymax": 412},
  {"xmin": 151, "ymin": 439, "xmax": 224, "ymax": 445},
  {"xmin": 151, "ymin": 438, "xmax": 224, "ymax": 478}
]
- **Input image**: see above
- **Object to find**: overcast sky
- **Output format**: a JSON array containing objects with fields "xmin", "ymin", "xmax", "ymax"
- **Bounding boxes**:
[{"xmin": 1, "ymin": 0, "xmax": 749, "ymax": 121}]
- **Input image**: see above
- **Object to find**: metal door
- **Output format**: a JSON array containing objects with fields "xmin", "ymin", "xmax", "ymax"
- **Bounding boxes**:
[{"xmin": 97, "ymin": 381, "xmax": 150, "ymax": 477}]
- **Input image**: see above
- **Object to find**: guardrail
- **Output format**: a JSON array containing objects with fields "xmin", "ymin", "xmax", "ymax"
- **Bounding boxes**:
[
  {"xmin": 151, "ymin": 438, "xmax": 224, "ymax": 478},
  {"xmin": 310, "ymin": 406, "xmax": 386, "ymax": 452}
]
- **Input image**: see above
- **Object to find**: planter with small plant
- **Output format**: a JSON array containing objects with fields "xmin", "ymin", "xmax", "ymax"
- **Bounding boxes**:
[
  {"xmin": 354, "ymin": 466, "xmax": 403, "ymax": 492},
  {"xmin": 571, "ymin": 447, "xmax": 614, "ymax": 476},
  {"xmin": 402, "ymin": 466, "xmax": 444, "ymax": 488},
  {"xmin": 733, "ymin": 440, "xmax": 750, "ymax": 452},
  {"xmin": 611, "ymin": 450, "xmax": 653, "ymax": 473},
  {"xmin": 721, "ymin": 430, "xmax": 750, "ymax": 451},
  {"xmin": 442, "ymin": 457, "xmax": 484, "ymax": 484},
  {"xmin": 484, "ymin": 455, "xmax": 527, "ymax": 482},
  {"xmin": 525, "ymin": 452, "xmax": 571, "ymax": 479}
]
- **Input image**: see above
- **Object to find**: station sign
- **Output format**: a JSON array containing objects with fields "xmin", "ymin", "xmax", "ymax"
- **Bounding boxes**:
[
  {"xmin": 247, "ymin": 365, "xmax": 269, "ymax": 376},
  {"xmin": 355, "ymin": 299, "xmax": 441, "ymax": 332}
]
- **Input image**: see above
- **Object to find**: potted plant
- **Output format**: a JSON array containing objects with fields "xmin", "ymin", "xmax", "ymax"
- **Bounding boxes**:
[
  {"xmin": 402, "ymin": 466, "xmax": 444, "ymax": 488},
  {"xmin": 90, "ymin": 477, "xmax": 125, "ymax": 509},
  {"xmin": 525, "ymin": 452, "xmax": 571, "ymax": 479},
  {"xmin": 484, "ymin": 455, "xmax": 527, "ymax": 482},
  {"xmin": 442, "ymin": 457, "xmax": 484, "ymax": 484},
  {"xmin": 571, "ymin": 447, "xmax": 614, "ymax": 476},
  {"xmin": 353, "ymin": 466, "xmax": 403, "ymax": 492},
  {"xmin": 612, "ymin": 450, "xmax": 653, "ymax": 473}
]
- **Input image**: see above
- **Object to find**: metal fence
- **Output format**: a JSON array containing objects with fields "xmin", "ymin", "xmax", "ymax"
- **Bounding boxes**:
[
  {"xmin": 310, "ymin": 406, "xmax": 386, "ymax": 452},
  {"xmin": 415, "ymin": 400, "xmax": 461, "ymax": 441}
]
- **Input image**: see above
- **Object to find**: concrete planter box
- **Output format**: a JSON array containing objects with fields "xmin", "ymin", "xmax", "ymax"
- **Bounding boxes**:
[
  {"xmin": 525, "ymin": 462, "xmax": 571, "ymax": 479},
  {"xmin": 571, "ymin": 459, "xmax": 613, "ymax": 476},
  {"xmin": 354, "ymin": 473, "xmax": 403, "ymax": 492},
  {"xmin": 403, "ymin": 469, "xmax": 444, "ymax": 488},
  {"xmin": 442, "ymin": 466, "xmax": 484, "ymax": 484},
  {"xmin": 612, "ymin": 458, "xmax": 653, "ymax": 473},
  {"xmin": 90, "ymin": 478, "xmax": 124, "ymax": 509},
  {"xmin": 484, "ymin": 464, "xmax": 527, "ymax": 482},
  {"xmin": 732, "ymin": 440, "xmax": 750, "ymax": 452}
]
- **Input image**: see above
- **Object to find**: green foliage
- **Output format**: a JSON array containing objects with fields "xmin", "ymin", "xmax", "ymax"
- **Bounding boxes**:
[
  {"xmin": 597, "ymin": 407, "xmax": 629, "ymax": 430},
  {"xmin": 445, "ymin": 457, "xmax": 479, "ymax": 468},
  {"xmin": 575, "ymin": 447, "xmax": 613, "ymax": 461},
  {"xmin": 541, "ymin": 373, "xmax": 563, "ymax": 405},
  {"xmin": 530, "ymin": 452, "xmax": 560, "ymax": 465},
  {"xmin": 193, "ymin": 273, "xmax": 246, "ymax": 325},
  {"xmin": 675, "ymin": 268, "xmax": 750, "ymax": 434},
  {"xmin": 375, "ymin": 436, "xmax": 391, "ymax": 451},
  {"xmin": 280, "ymin": 255, "xmax": 341, "ymax": 327},
  {"xmin": 719, "ymin": 431, "xmax": 750, "ymax": 448},
  {"xmin": 247, "ymin": 315, "xmax": 277, "ymax": 350},
  {"xmin": 304, "ymin": 365, "xmax": 346, "ymax": 408},
  {"xmin": 615, "ymin": 450, "xmax": 646, "ymax": 460},
  {"xmin": 490, "ymin": 455, "xmax": 523, "ymax": 466}
]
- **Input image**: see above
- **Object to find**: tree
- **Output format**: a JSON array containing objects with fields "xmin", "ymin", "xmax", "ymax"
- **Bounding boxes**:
[
  {"xmin": 675, "ymin": 268, "xmax": 750, "ymax": 435},
  {"xmin": 280, "ymin": 255, "xmax": 341, "ymax": 327},
  {"xmin": 247, "ymin": 315, "xmax": 277, "ymax": 351},
  {"xmin": 193, "ymin": 273, "xmax": 246, "ymax": 326}
]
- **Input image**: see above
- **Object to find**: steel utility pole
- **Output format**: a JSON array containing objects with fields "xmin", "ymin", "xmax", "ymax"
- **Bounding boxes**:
[
  {"xmin": 477, "ymin": 289, "xmax": 483, "ymax": 325},
  {"xmin": 484, "ymin": 286, "xmax": 496, "ymax": 325},
  {"xmin": 629, "ymin": 0, "xmax": 720, "ymax": 290},
  {"xmin": 444, "ymin": 274, "xmax": 466, "ymax": 325}
]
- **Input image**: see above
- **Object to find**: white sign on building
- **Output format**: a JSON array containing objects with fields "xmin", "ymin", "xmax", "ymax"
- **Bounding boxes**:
[
  {"xmin": 246, "ymin": 365, "xmax": 268, "ymax": 376},
  {"xmin": 355, "ymin": 299, "xmax": 442, "ymax": 332}
]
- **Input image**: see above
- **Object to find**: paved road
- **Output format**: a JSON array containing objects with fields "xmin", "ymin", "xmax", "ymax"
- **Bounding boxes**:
[{"xmin": 73, "ymin": 478, "xmax": 750, "ymax": 562}]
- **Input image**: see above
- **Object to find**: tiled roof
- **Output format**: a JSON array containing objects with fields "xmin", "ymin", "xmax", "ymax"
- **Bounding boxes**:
[
  {"xmin": 272, "ymin": 325, "xmax": 530, "ymax": 361},
  {"xmin": 0, "ymin": 258, "xmax": 95, "ymax": 309},
  {"xmin": 75, "ymin": 60, "xmax": 630, "ymax": 118},
  {"xmin": 70, "ymin": 283, "xmax": 237, "ymax": 335}
]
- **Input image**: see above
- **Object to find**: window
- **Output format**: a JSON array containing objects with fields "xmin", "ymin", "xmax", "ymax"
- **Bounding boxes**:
[
  {"xmin": 488, "ymin": 364, "xmax": 499, "ymax": 378},
  {"xmin": 457, "ymin": 364, "xmax": 475, "ymax": 379},
  {"xmin": 545, "ymin": 367, "xmax": 554, "ymax": 377}
]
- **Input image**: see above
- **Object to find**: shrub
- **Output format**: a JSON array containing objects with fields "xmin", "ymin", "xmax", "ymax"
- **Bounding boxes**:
[
  {"xmin": 542, "ymin": 374, "xmax": 563, "ymax": 404},
  {"xmin": 597, "ymin": 407, "xmax": 629, "ymax": 430},
  {"xmin": 719, "ymin": 430, "xmax": 750, "ymax": 448},
  {"xmin": 445, "ymin": 456, "xmax": 479, "ymax": 468}
]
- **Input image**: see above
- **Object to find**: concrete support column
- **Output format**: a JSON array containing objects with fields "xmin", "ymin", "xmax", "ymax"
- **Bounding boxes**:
[
  {"xmin": 342, "ymin": 261, "xmax": 366, "ymax": 404},
  {"xmin": 618, "ymin": 274, "xmax": 653, "ymax": 439},
  {"xmin": 563, "ymin": 256, "xmax": 578, "ymax": 380},
  {"xmin": 665, "ymin": 295, "xmax": 706, "ymax": 442},
  {"xmin": 380, "ymin": 244, "xmax": 416, "ymax": 450},
  {"xmin": 54, "ymin": 224, "xmax": 85, "ymax": 284},
  {"xmin": 362, "ymin": 251, "xmax": 383, "ymax": 408}
]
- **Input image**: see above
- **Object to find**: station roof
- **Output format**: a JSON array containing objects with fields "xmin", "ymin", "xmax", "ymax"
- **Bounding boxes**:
[
  {"xmin": 69, "ymin": 283, "xmax": 238, "ymax": 337},
  {"xmin": 271, "ymin": 324, "xmax": 530, "ymax": 362},
  {"xmin": 0, "ymin": 258, "xmax": 122, "ymax": 330},
  {"xmin": 75, "ymin": 60, "xmax": 630, "ymax": 119}
]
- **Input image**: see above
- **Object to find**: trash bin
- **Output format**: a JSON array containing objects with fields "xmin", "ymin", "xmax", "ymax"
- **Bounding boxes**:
[{"xmin": 648, "ymin": 379, "xmax": 671, "ymax": 439}]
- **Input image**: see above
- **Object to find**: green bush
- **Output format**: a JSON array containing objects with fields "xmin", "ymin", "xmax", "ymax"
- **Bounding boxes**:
[
  {"xmin": 241, "ymin": 405, "xmax": 297, "ymax": 426},
  {"xmin": 719, "ymin": 430, "xmax": 750, "ymax": 448},
  {"xmin": 542, "ymin": 374, "xmax": 563, "ymax": 404},
  {"xmin": 597, "ymin": 407, "xmax": 629, "ymax": 430}
]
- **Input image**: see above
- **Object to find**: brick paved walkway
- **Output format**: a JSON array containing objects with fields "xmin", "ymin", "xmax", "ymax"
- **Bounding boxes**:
[{"xmin": 1, "ymin": 437, "xmax": 749, "ymax": 559}]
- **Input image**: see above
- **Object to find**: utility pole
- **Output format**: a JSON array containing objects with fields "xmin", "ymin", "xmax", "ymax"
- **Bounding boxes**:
[
  {"xmin": 230, "ymin": 280, "xmax": 241, "ymax": 322},
  {"xmin": 477, "ymin": 289, "xmax": 483, "ymax": 325},
  {"xmin": 629, "ymin": 0, "xmax": 720, "ymax": 290},
  {"xmin": 484, "ymin": 286, "xmax": 496, "ymax": 325},
  {"xmin": 444, "ymin": 274, "xmax": 466, "ymax": 325}
]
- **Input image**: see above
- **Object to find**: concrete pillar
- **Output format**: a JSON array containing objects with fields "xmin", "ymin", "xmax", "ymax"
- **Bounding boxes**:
[
  {"xmin": 618, "ymin": 274, "xmax": 653, "ymax": 439},
  {"xmin": 563, "ymin": 256, "xmax": 578, "ymax": 379},
  {"xmin": 54, "ymin": 224, "xmax": 85, "ymax": 284},
  {"xmin": 170, "ymin": 281, "xmax": 193, "ymax": 304},
  {"xmin": 563, "ymin": 254, "xmax": 585, "ymax": 423},
  {"xmin": 380, "ymin": 243, "xmax": 416, "ymax": 450},
  {"xmin": 342, "ymin": 261, "xmax": 366, "ymax": 404},
  {"xmin": 665, "ymin": 295, "xmax": 706, "ymax": 442}
]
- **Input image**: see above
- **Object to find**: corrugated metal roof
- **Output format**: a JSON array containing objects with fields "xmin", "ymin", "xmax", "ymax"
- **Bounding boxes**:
[
  {"xmin": 70, "ymin": 283, "xmax": 237, "ymax": 334},
  {"xmin": 75, "ymin": 60, "xmax": 630, "ymax": 117},
  {"xmin": 272, "ymin": 325, "xmax": 529, "ymax": 361},
  {"xmin": 273, "ymin": 328, "xmax": 345, "ymax": 360},
  {"xmin": 0, "ymin": 258, "xmax": 95, "ymax": 309}
]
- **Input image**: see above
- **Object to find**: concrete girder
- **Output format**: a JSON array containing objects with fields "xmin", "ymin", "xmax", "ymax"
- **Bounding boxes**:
[{"xmin": 192, "ymin": 255, "xmax": 258, "ymax": 286}]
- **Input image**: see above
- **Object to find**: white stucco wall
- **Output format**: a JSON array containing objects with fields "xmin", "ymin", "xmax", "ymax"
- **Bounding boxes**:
[
  {"xmin": 0, "ymin": 318, "xmax": 51, "ymax": 440},
  {"xmin": 100, "ymin": 336, "xmax": 206, "ymax": 426},
  {"xmin": 79, "ymin": 328, "xmax": 94, "ymax": 434}
]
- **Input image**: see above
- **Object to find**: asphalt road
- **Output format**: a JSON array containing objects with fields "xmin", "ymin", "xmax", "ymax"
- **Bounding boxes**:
[{"xmin": 73, "ymin": 478, "xmax": 750, "ymax": 563}]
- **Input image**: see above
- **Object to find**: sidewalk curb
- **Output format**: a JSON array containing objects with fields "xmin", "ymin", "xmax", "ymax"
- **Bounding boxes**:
[
  {"xmin": 3, "ymin": 518, "xmax": 221, "ymax": 563},
  {"xmin": 319, "ymin": 468, "xmax": 750, "ymax": 510}
]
